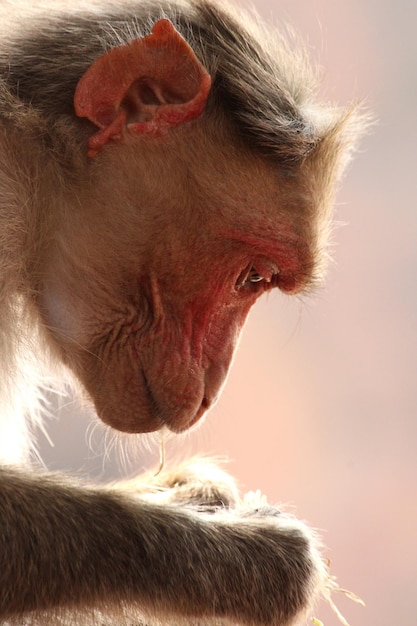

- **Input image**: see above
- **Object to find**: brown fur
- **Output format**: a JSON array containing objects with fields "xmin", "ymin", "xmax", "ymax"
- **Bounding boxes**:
[
  {"xmin": 1, "ymin": 457, "xmax": 329, "ymax": 626},
  {"xmin": 0, "ymin": 0, "xmax": 365, "ymax": 623}
]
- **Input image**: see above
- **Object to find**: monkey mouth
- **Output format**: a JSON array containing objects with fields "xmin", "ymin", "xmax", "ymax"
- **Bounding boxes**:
[
  {"xmin": 96, "ymin": 375, "xmax": 208, "ymax": 435},
  {"xmin": 167, "ymin": 397, "xmax": 211, "ymax": 433},
  {"xmin": 154, "ymin": 397, "xmax": 211, "ymax": 434},
  {"xmin": 143, "ymin": 372, "xmax": 211, "ymax": 433}
]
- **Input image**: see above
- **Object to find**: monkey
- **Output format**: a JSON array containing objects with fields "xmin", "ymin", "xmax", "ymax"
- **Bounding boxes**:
[{"xmin": 0, "ymin": 0, "xmax": 364, "ymax": 624}]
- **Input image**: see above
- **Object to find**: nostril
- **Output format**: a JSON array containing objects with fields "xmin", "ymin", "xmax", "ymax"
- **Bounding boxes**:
[{"xmin": 201, "ymin": 396, "xmax": 210, "ymax": 409}]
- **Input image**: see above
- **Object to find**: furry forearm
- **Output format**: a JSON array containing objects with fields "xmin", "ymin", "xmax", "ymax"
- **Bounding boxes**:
[{"xmin": 0, "ymin": 467, "xmax": 323, "ymax": 625}]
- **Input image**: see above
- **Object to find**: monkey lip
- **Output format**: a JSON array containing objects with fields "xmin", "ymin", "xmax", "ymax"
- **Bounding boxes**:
[
  {"xmin": 163, "ymin": 397, "xmax": 210, "ymax": 433},
  {"xmin": 98, "ymin": 401, "xmax": 165, "ymax": 434}
]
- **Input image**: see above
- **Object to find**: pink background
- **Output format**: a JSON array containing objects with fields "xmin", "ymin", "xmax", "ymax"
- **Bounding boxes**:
[{"xmin": 40, "ymin": 2, "xmax": 417, "ymax": 625}]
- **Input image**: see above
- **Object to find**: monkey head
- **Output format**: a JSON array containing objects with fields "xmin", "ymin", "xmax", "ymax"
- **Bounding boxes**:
[{"xmin": 38, "ymin": 18, "xmax": 350, "ymax": 435}]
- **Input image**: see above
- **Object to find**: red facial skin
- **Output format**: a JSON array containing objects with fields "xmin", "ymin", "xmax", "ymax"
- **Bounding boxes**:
[{"xmin": 40, "ymin": 178, "xmax": 314, "ymax": 435}]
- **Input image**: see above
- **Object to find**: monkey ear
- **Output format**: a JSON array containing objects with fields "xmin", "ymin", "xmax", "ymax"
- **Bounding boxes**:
[{"xmin": 74, "ymin": 19, "xmax": 211, "ymax": 157}]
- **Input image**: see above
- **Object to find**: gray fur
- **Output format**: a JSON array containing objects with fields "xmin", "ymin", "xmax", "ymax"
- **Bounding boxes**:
[{"xmin": 1, "ymin": 0, "xmax": 321, "ymax": 162}]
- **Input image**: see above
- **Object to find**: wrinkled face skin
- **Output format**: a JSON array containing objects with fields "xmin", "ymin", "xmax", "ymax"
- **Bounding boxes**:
[{"xmin": 39, "ymin": 124, "xmax": 315, "ymax": 434}]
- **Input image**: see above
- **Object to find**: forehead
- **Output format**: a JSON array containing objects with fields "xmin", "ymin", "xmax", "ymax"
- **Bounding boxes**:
[{"xmin": 192, "ymin": 128, "xmax": 311, "ymax": 227}]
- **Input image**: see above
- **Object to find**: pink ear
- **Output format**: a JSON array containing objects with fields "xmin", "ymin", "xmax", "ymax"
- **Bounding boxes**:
[{"xmin": 74, "ymin": 19, "xmax": 211, "ymax": 157}]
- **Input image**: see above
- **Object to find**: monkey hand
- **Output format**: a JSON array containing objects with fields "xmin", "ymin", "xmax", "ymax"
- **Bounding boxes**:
[
  {"xmin": 112, "ymin": 455, "xmax": 241, "ymax": 510},
  {"xmin": 190, "ymin": 501, "xmax": 329, "ymax": 626}
]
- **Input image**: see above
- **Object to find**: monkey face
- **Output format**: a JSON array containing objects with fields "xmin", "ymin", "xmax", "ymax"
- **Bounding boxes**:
[{"xmin": 38, "ymin": 127, "xmax": 322, "ymax": 435}]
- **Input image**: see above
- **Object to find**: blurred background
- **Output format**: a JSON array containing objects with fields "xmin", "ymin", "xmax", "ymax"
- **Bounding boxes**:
[{"xmin": 39, "ymin": 1, "xmax": 416, "ymax": 625}]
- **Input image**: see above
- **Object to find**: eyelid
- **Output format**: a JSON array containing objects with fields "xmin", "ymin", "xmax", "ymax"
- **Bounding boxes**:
[
  {"xmin": 251, "ymin": 260, "xmax": 280, "ymax": 283},
  {"xmin": 246, "ymin": 267, "xmax": 264, "ymax": 283},
  {"xmin": 242, "ymin": 261, "xmax": 280, "ymax": 288},
  {"xmin": 235, "ymin": 260, "xmax": 280, "ymax": 292}
]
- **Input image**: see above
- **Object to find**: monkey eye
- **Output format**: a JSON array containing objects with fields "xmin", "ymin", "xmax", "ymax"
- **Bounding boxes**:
[
  {"xmin": 246, "ymin": 267, "xmax": 264, "ymax": 283},
  {"xmin": 236, "ymin": 263, "xmax": 280, "ymax": 292}
]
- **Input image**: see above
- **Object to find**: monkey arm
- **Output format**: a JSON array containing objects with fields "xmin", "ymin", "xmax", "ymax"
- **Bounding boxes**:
[{"xmin": 0, "ymin": 466, "xmax": 326, "ymax": 625}]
